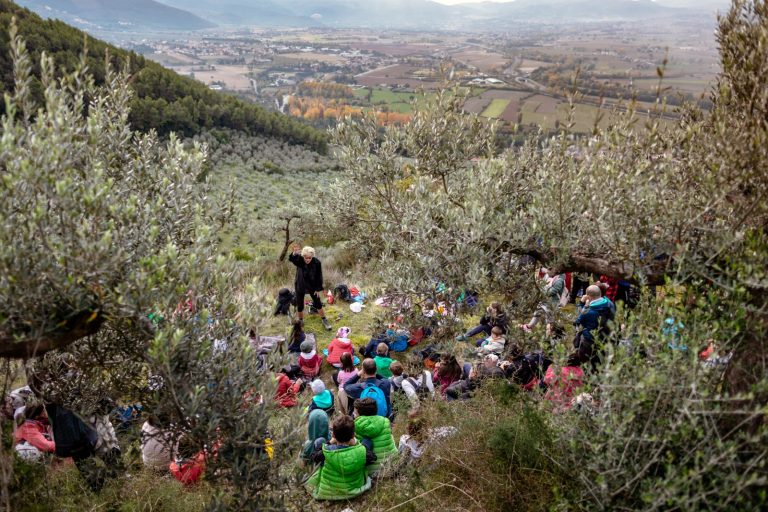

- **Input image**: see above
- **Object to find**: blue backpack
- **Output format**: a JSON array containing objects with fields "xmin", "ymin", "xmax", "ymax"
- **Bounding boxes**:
[
  {"xmin": 360, "ymin": 382, "xmax": 387, "ymax": 417},
  {"xmin": 386, "ymin": 329, "xmax": 409, "ymax": 353}
]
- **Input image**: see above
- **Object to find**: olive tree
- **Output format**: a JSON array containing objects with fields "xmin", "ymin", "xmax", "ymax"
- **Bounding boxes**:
[
  {"xmin": 316, "ymin": 0, "xmax": 768, "ymax": 509},
  {"xmin": 0, "ymin": 24, "xmax": 297, "ymax": 510}
]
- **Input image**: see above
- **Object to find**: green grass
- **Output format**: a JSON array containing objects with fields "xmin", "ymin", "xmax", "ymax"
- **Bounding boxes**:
[
  {"xmin": 481, "ymin": 99, "xmax": 511, "ymax": 119},
  {"xmin": 14, "ymin": 461, "xmax": 210, "ymax": 512},
  {"xmin": 383, "ymin": 102, "xmax": 414, "ymax": 113},
  {"xmin": 371, "ymin": 88, "xmax": 416, "ymax": 104}
]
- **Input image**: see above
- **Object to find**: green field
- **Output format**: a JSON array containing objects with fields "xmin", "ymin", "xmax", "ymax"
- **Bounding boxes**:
[
  {"xmin": 353, "ymin": 87, "xmax": 417, "ymax": 113},
  {"xmin": 520, "ymin": 103, "xmax": 605, "ymax": 132},
  {"xmin": 481, "ymin": 98, "xmax": 511, "ymax": 118}
]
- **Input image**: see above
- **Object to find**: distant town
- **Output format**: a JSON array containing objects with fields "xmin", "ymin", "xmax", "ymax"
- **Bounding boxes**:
[{"xmin": 125, "ymin": 19, "xmax": 719, "ymax": 134}]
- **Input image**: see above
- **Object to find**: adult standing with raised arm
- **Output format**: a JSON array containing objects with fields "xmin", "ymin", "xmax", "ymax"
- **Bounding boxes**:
[{"xmin": 289, "ymin": 244, "xmax": 332, "ymax": 331}]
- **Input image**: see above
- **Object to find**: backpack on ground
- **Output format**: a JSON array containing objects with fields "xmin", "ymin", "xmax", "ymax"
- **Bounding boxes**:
[
  {"xmin": 360, "ymin": 382, "xmax": 387, "ymax": 417},
  {"xmin": 334, "ymin": 284, "xmax": 353, "ymax": 302},
  {"xmin": 274, "ymin": 288, "xmax": 294, "ymax": 316},
  {"xmin": 388, "ymin": 330, "xmax": 409, "ymax": 352}
]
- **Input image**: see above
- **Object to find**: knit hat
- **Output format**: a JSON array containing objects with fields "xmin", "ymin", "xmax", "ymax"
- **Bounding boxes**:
[
  {"xmin": 310, "ymin": 379, "xmax": 326, "ymax": 395},
  {"xmin": 336, "ymin": 326, "xmax": 351, "ymax": 338},
  {"xmin": 300, "ymin": 340, "xmax": 314, "ymax": 353}
]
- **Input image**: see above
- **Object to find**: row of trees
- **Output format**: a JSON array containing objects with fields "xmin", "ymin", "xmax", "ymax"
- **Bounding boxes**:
[
  {"xmin": 296, "ymin": 80, "xmax": 354, "ymax": 99},
  {"xmin": 530, "ymin": 61, "xmax": 706, "ymax": 107},
  {"xmin": 286, "ymin": 95, "xmax": 412, "ymax": 126}
]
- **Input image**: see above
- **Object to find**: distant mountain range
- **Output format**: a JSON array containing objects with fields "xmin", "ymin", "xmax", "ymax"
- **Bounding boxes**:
[
  {"xmin": 14, "ymin": 0, "xmax": 216, "ymax": 31},
  {"xmin": 161, "ymin": 0, "xmax": 720, "ymax": 29},
  {"xmin": 15, "ymin": 0, "xmax": 726, "ymax": 32}
]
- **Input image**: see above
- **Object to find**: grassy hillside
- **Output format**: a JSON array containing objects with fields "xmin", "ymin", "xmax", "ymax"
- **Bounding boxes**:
[
  {"xmin": 15, "ymin": 0, "xmax": 216, "ymax": 31},
  {"xmin": 0, "ymin": 0, "xmax": 327, "ymax": 153}
]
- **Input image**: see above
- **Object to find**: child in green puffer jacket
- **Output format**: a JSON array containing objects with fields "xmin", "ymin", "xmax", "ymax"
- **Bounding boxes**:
[
  {"xmin": 305, "ymin": 414, "xmax": 375, "ymax": 500},
  {"xmin": 353, "ymin": 398, "xmax": 398, "ymax": 476}
]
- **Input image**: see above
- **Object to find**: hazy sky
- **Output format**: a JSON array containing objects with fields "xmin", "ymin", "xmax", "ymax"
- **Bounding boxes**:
[{"xmin": 433, "ymin": 0, "xmax": 514, "ymax": 4}]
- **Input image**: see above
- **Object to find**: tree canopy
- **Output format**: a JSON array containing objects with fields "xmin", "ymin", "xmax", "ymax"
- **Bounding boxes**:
[
  {"xmin": 0, "ymin": 0, "xmax": 328, "ymax": 153},
  {"xmin": 320, "ymin": 2, "xmax": 768, "ymax": 305}
]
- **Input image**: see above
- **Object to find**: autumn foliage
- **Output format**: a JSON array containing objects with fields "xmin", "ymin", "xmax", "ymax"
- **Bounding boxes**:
[{"xmin": 287, "ymin": 95, "xmax": 411, "ymax": 125}]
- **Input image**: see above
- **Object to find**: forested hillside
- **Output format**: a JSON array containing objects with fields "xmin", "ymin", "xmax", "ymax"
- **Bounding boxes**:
[{"xmin": 0, "ymin": 0, "xmax": 327, "ymax": 153}]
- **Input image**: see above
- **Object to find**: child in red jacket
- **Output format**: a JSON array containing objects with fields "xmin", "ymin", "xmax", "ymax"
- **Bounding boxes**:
[
  {"xmin": 326, "ymin": 327, "xmax": 354, "ymax": 368},
  {"xmin": 170, "ymin": 436, "xmax": 207, "ymax": 486},
  {"xmin": 14, "ymin": 405, "xmax": 55, "ymax": 461},
  {"xmin": 299, "ymin": 340, "xmax": 322, "ymax": 379},
  {"xmin": 275, "ymin": 366, "xmax": 304, "ymax": 408}
]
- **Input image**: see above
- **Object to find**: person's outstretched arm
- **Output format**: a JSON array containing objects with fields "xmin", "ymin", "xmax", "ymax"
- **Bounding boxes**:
[{"xmin": 288, "ymin": 244, "xmax": 302, "ymax": 267}]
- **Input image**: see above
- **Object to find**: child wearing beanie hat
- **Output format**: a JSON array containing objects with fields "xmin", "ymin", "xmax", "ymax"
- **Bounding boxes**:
[
  {"xmin": 308, "ymin": 379, "xmax": 335, "ymax": 416},
  {"xmin": 299, "ymin": 340, "xmax": 322, "ymax": 379},
  {"xmin": 326, "ymin": 326, "xmax": 354, "ymax": 368}
]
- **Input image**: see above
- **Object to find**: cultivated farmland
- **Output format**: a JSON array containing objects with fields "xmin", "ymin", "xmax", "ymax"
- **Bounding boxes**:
[{"xmin": 481, "ymin": 99, "xmax": 510, "ymax": 118}]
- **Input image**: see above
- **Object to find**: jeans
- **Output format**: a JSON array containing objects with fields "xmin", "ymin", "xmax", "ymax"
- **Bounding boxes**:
[{"xmin": 465, "ymin": 324, "xmax": 491, "ymax": 339}]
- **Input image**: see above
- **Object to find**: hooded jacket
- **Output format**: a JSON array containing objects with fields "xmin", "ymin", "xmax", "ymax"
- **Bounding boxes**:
[
  {"xmin": 301, "ymin": 409, "xmax": 329, "ymax": 461},
  {"xmin": 305, "ymin": 442, "xmax": 371, "ymax": 500},
  {"xmin": 308, "ymin": 390, "xmax": 335, "ymax": 415},
  {"xmin": 574, "ymin": 297, "xmax": 615, "ymax": 343},
  {"xmin": 354, "ymin": 415, "xmax": 398, "ymax": 474},
  {"xmin": 326, "ymin": 338, "xmax": 354, "ymax": 366}
]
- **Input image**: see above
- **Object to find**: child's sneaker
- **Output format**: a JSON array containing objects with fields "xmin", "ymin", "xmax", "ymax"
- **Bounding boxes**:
[{"xmin": 455, "ymin": 334, "xmax": 467, "ymax": 342}]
